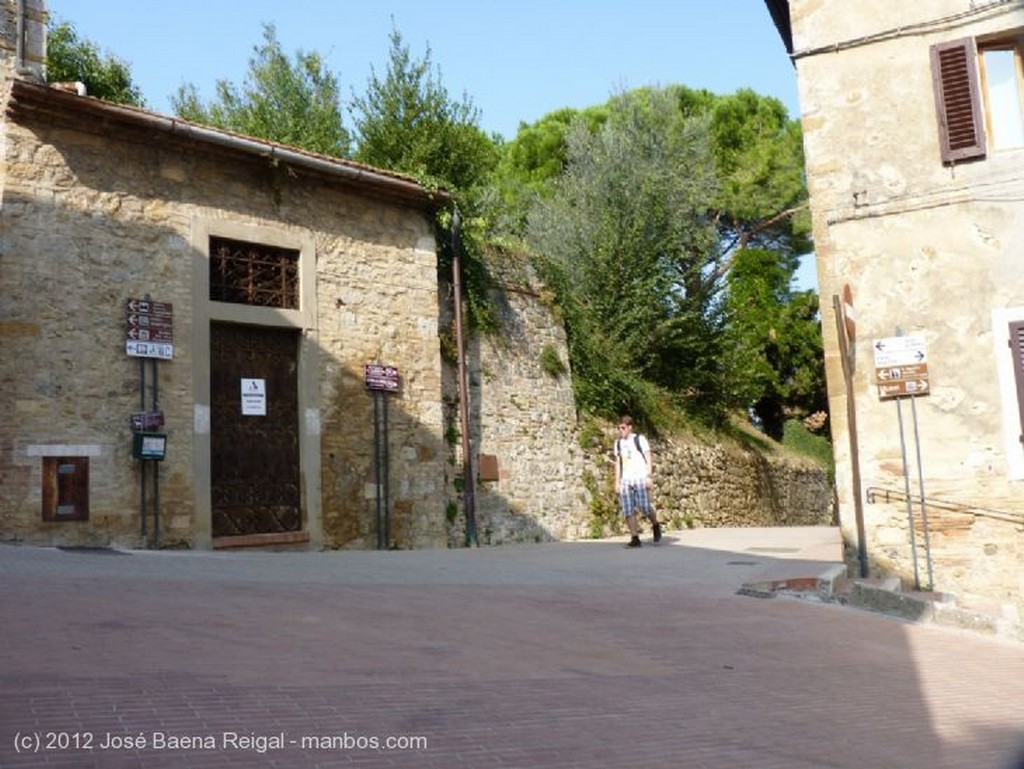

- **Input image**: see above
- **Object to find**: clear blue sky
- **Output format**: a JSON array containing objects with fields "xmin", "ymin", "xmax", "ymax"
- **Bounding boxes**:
[
  {"xmin": 49, "ymin": 0, "xmax": 798, "ymax": 140},
  {"xmin": 48, "ymin": 0, "xmax": 814, "ymax": 289}
]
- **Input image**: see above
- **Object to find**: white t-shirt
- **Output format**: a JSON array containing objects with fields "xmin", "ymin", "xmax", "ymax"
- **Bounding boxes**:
[{"xmin": 615, "ymin": 434, "xmax": 650, "ymax": 483}]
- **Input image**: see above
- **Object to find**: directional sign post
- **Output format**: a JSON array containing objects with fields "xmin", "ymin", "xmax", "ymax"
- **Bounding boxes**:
[
  {"xmin": 872, "ymin": 332, "xmax": 934, "ymax": 590},
  {"xmin": 873, "ymin": 334, "xmax": 929, "ymax": 400},
  {"xmin": 364, "ymin": 364, "xmax": 400, "ymax": 550},
  {"xmin": 125, "ymin": 296, "xmax": 174, "ymax": 549},
  {"xmin": 125, "ymin": 298, "xmax": 174, "ymax": 360},
  {"xmin": 364, "ymin": 364, "xmax": 400, "ymax": 393}
]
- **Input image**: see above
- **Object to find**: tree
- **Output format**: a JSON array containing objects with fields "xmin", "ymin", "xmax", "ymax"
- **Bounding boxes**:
[
  {"xmin": 350, "ymin": 25, "xmax": 497, "ymax": 193},
  {"xmin": 488, "ymin": 105, "xmax": 608, "ymax": 239},
  {"xmin": 505, "ymin": 86, "xmax": 821, "ymax": 434},
  {"xmin": 46, "ymin": 20, "xmax": 144, "ymax": 106},
  {"xmin": 724, "ymin": 248, "xmax": 825, "ymax": 441},
  {"xmin": 350, "ymin": 25, "xmax": 500, "ymax": 329},
  {"xmin": 526, "ymin": 89, "xmax": 726, "ymax": 426},
  {"xmin": 706, "ymin": 88, "xmax": 810, "ymax": 267},
  {"xmin": 171, "ymin": 24, "xmax": 349, "ymax": 158}
]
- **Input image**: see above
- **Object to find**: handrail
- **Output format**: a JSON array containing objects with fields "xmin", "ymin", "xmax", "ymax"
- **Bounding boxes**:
[{"xmin": 866, "ymin": 486, "xmax": 1024, "ymax": 526}]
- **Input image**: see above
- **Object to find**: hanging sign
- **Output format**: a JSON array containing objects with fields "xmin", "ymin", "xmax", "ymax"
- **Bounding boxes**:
[{"xmin": 241, "ymin": 378, "xmax": 267, "ymax": 415}]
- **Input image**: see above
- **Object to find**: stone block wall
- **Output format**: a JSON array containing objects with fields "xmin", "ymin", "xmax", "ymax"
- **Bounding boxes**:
[
  {"xmin": 585, "ymin": 429, "xmax": 835, "ymax": 537},
  {"xmin": 446, "ymin": 257, "xmax": 835, "ymax": 545},
  {"xmin": 467, "ymin": 279, "xmax": 590, "ymax": 544},
  {"xmin": 0, "ymin": 86, "xmax": 446, "ymax": 549}
]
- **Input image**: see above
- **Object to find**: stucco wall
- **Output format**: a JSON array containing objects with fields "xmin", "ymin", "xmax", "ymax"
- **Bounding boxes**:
[{"xmin": 789, "ymin": 0, "xmax": 1024, "ymax": 610}]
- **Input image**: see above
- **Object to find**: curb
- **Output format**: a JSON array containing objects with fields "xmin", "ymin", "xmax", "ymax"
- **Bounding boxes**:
[
  {"xmin": 739, "ymin": 568, "xmax": 1024, "ymax": 644},
  {"xmin": 736, "ymin": 564, "xmax": 847, "ymax": 600}
]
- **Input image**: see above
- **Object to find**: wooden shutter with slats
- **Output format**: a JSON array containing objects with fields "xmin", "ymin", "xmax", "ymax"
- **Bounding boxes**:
[
  {"xmin": 1008, "ymin": 321, "xmax": 1024, "ymax": 444},
  {"xmin": 931, "ymin": 38, "xmax": 987, "ymax": 163}
]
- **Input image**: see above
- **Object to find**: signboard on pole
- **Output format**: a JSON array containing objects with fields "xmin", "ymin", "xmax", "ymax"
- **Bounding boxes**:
[
  {"xmin": 364, "ymin": 364, "xmax": 400, "ymax": 393},
  {"xmin": 873, "ymin": 334, "xmax": 930, "ymax": 400},
  {"xmin": 125, "ymin": 298, "xmax": 174, "ymax": 359}
]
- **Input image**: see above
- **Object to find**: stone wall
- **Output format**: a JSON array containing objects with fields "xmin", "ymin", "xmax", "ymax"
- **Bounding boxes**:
[
  {"xmin": 583, "ymin": 429, "xmax": 834, "ymax": 537},
  {"xmin": 0, "ymin": 82, "xmax": 446, "ymax": 550},
  {"xmin": 465, "ymin": 274, "xmax": 590, "ymax": 545},
  {"xmin": 453, "ymin": 259, "xmax": 835, "ymax": 544}
]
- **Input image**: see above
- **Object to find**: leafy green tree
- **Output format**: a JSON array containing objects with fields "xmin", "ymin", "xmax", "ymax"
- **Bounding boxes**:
[
  {"xmin": 171, "ymin": 24, "xmax": 349, "ymax": 158},
  {"xmin": 350, "ymin": 25, "xmax": 497, "ymax": 193},
  {"xmin": 724, "ymin": 248, "xmax": 825, "ymax": 440},
  {"xmin": 527, "ymin": 89, "xmax": 726, "ymax": 426},
  {"xmin": 46, "ymin": 20, "xmax": 144, "ymax": 106},
  {"xmin": 350, "ymin": 25, "xmax": 500, "ymax": 329},
  {"xmin": 488, "ymin": 105, "xmax": 608, "ymax": 239},
  {"xmin": 505, "ymin": 85, "xmax": 820, "ymax": 433},
  {"xmin": 706, "ymin": 88, "xmax": 810, "ymax": 265}
]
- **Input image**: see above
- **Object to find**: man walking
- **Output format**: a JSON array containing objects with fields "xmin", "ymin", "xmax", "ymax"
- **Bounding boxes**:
[{"xmin": 614, "ymin": 416, "xmax": 662, "ymax": 548}]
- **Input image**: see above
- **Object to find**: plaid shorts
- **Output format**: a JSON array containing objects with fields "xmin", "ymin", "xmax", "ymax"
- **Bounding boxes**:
[{"xmin": 619, "ymin": 481, "xmax": 653, "ymax": 517}]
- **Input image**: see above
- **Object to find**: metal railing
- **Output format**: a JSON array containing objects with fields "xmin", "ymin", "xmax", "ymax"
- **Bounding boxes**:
[{"xmin": 866, "ymin": 486, "xmax": 1024, "ymax": 526}]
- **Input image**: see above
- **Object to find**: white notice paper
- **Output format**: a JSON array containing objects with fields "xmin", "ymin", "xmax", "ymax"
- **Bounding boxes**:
[{"xmin": 241, "ymin": 378, "xmax": 267, "ymax": 416}]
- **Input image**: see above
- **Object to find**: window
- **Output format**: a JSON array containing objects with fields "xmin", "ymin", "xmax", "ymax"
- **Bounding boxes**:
[
  {"xmin": 209, "ymin": 236, "xmax": 299, "ymax": 309},
  {"xmin": 994, "ymin": 309, "xmax": 1024, "ymax": 480},
  {"xmin": 979, "ymin": 42, "xmax": 1024, "ymax": 149},
  {"xmin": 42, "ymin": 457, "xmax": 89, "ymax": 521},
  {"xmin": 931, "ymin": 35, "xmax": 1024, "ymax": 163}
]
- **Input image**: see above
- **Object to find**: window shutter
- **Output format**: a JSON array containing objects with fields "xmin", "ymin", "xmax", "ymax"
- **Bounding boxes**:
[
  {"xmin": 930, "ymin": 38, "xmax": 986, "ymax": 163},
  {"xmin": 1008, "ymin": 321, "xmax": 1024, "ymax": 444}
]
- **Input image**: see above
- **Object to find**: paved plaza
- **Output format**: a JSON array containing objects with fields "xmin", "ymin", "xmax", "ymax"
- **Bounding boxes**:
[{"xmin": 2, "ymin": 527, "xmax": 1023, "ymax": 768}]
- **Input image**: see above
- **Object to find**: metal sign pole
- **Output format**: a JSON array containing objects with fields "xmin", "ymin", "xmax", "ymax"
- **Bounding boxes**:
[
  {"xmin": 894, "ymin": 397, "xmax": 922, "ymax": 591},
  {"xmin": 139, "ymin": 357, "xmax": 147, "ymax": 542},
  {"xmin": 909, "ymin": 395, "xmax": 934, "ymax": 589},
  {"xmin": 383, "ymin": 392, "xmax": 390, "ymax": 549},
  {"xmin": 151, "ymin": 357, "xmax": 160, "ymax": 550},
  {"xmin": 373, "ymin": 390, "xmax": 383, "ymax": 550},
  {"xmin": 832, "ymin": 293, "xmax": 868, "ymax": 577}
]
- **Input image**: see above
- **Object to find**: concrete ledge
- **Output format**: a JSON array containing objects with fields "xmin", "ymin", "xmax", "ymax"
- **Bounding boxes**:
[
  {"xmin": 846, "ymin": 581, "xmax": 940, "ymax": 622},
  {"xmin": 737, "ymin": 565, "xmax": 849, "ymax": 600}
]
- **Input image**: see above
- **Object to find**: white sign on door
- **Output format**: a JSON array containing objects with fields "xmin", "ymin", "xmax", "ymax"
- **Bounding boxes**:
[{"xmin": 241, "ymin": 378, "xmax": 266, "ymax": 416}]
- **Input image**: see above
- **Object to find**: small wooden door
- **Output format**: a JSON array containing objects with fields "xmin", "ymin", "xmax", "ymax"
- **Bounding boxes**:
[{"xmin": 210, "ymin": 323, "xmax": 300, "ymax": 537}]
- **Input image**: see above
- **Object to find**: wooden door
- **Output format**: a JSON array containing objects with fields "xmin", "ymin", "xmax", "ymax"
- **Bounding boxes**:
[{"xmin": 210, "ymin": 323, "xmax": 300, "ymax": 537}]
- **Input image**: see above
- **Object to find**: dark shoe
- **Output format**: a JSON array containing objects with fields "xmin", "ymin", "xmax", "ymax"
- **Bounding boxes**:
[
  {"xmin": 652, "ymin": 523, "xmax": 662, "ymax": 543},
  {"xmin": 627, "ymin": 535, "xmax": 642, "ymax": 548}
]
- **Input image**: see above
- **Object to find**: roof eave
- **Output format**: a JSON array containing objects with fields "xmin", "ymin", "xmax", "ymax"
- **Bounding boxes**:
[{"xmin": 6, "ymin": 79, "xmax": 451, "ymax": 211}]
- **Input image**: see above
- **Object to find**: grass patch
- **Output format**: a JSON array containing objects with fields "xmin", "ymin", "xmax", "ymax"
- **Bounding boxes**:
[{"xmin": 781, "ymin": 419, "xmax": 834, "ymax": 479}]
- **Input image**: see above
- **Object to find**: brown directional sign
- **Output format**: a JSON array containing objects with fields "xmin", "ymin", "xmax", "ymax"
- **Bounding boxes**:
[
  {"xmin": 878, "ymin": 377, "xmax": 930, "ymax": 399},
  {"xmin": 875, "ymin": 363, "xmax": 928, "ymax": 384},
  {"xmin": 125, "ymin": 298, "xmax": 173, "ymax": 343},
  {"xmin": 364, "ymin": 364, "xmax": 400, "ymax": 392},
  {"xmin": 125, "ymin": 298, "xmax": 174, "ymax": 359}
]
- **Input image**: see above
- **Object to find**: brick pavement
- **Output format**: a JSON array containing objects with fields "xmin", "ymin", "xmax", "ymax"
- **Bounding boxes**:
[{"xmin": 2, "ymin": 530, "xmax": 1023, "ymax": 768}]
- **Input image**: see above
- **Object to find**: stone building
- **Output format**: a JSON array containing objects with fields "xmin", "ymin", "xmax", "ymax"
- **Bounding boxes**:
[
  {"xmin": 0, "ymin": 0, "xmax": 457, "ymax": 550},
  {"xmin": 766, "ymin": 1, "xmax": 1024, "ymax": 614},
  {"xmin": 0, "ymin": 0, "xmax": 831, "ymax": 553}
]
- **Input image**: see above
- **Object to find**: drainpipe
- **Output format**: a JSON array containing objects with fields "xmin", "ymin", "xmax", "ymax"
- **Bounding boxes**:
[
  {"xmin": 15, "ymin": 0, "xmax": 42, "ymax": 78},
  {"xmin": 451, "ymin": 207, "xmax": 478, "ymax": 547}
]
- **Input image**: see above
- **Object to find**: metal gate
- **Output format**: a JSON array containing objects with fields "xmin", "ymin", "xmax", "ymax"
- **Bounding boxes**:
[{"xmin": 210, "ymin": 322, "xmax": 301, "ymax": 538}]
